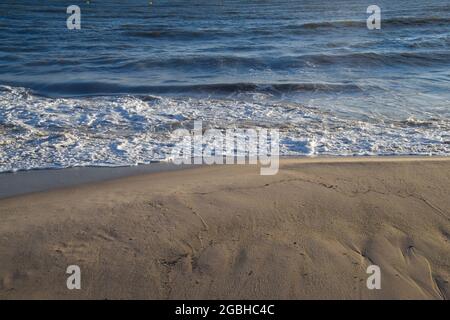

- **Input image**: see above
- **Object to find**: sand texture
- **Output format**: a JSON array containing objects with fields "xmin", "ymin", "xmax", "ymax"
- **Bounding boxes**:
[{"xmin": 0, "ymin": 158, "xmax": 449, "ymax": 299}]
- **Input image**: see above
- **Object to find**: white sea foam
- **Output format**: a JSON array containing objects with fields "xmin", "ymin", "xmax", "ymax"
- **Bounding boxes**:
[{"xmin": 0, "ymin": 85, "xmax": 449, "ymax": 172}]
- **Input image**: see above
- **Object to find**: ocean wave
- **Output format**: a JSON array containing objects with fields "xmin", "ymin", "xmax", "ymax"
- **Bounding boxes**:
[
  {"xmin": 287, "ymin": 17, "xmax": 450, "ymax": 31},
  {"xmin": 6, "ymin": 50, "xmax": 447, "ymax": 96},
  {"xmin": 299, "ymin": 51, "xmax": 450, "ymax": 67},
  {"xmin": 0, "ymin": 85, "xmax": 448, "ymax": 173},
  {"xmin": 1, "ymin": 81, "xmax": 367, "ymax": 97},
  {"xmin": 119, "ymin": 16, "xmax": 450, "ymax": 40},
  {"xmin": 92, "ymin": 51, "xmax": 450, "ymax": 73}
]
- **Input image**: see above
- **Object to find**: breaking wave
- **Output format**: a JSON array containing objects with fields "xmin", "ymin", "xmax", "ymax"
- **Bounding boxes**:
[{"xmin": 0, "ymin": 85, "xmax": 448, "ymax": 173}]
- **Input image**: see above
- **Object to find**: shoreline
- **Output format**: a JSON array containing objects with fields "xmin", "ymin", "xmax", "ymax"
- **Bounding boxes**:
[
  {"xmin": 0, "ymin": 157, "xmax": 449, "ymax": 299},
  {"xmin": 0, "ymin": 155, "xmax": 448, "ymax": 199},
  {"xmin": 0, "ymin": 162, "xmax": 199, "ymax": 200}
]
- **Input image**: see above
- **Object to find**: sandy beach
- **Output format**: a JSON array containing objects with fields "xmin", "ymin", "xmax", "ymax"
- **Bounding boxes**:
[{"xmin": 0, "ymin": 157, "xmax": 449, "ymax": 299}]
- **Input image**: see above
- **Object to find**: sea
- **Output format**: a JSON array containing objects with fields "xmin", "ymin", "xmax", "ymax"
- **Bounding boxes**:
[{"xmin": 0, "ymin": 0, "xmax": 449, "ymax": 172}]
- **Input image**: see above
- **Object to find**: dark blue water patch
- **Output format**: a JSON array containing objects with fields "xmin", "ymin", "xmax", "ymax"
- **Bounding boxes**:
[{"xmin": 121, "ymin": 28, "xmax": 239, "ymax": 40}]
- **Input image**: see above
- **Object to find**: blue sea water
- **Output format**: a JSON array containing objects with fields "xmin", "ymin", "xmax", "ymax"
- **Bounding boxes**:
[{"xmin": 0, "ymin": 0, "xmax": 449, "ymax": 171}]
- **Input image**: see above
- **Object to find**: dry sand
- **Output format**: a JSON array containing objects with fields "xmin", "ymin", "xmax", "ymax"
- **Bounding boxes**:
[{"xmin": 0, "ymin": 157, "xmax": 449, "ymax": 299}]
